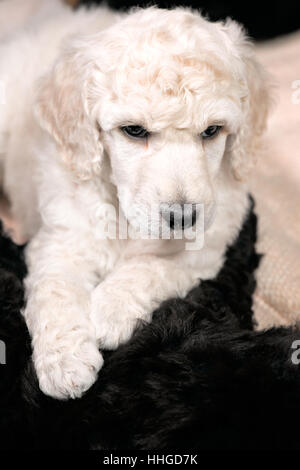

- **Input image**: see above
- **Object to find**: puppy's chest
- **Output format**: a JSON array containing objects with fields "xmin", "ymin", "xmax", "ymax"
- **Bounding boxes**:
[{"xmin": 178, "ymin": 247, "xmax": 225, "ymax": 281}]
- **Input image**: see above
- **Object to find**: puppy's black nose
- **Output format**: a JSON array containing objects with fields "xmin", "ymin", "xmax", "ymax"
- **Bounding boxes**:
[{"xmin": 161, "ymin": 203, "xmax": 197, "ymax": 230}]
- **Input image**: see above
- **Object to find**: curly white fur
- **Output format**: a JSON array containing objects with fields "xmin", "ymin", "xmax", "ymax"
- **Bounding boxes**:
[{"xmin": 0, "ymin": 0, "xmax": 270, "ymax": 399}]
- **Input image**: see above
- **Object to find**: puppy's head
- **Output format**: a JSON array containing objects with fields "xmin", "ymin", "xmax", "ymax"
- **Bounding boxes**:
[{"xmin": 36, "ymin": 7, "xmax": 270, "ymax": 237}]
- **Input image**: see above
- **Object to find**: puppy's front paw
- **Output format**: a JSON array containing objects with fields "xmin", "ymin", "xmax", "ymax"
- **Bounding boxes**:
[
  {"xmin": 33, "ymin": 333, "xmax": 103, "ymax": 400},
  {"xmin": 90, "ymin": 284, "xmax": 151, "ymax": 350}
]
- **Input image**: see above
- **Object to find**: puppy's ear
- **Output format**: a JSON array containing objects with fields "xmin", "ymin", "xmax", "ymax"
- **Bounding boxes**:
[
  {"xmin": 223, "ymin": 21, "xmax": 272, "ymax": 181},
  {"xmin": 35, "ymin": 46, "xmax": 104, "ymax": 180}
]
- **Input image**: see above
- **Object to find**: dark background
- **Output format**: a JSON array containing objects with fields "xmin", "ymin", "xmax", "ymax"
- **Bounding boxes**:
[{"xmin": 78, "ymin": 0, "xmax": 300, "ymax": 40}]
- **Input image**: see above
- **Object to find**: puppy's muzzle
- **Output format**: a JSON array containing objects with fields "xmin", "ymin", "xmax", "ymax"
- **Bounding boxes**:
[{"xmin": 160, "ymin": 203, "xmax": 198, "ymax": 230}]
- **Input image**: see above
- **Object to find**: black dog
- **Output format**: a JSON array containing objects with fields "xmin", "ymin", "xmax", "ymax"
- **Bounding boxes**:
[{"xmin": 0, "ymin": 199, "xmax": 300, "ymax": 450}]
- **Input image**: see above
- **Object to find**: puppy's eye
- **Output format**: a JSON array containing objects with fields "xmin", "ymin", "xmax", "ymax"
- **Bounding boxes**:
[
  {"xmin": 201, "ymin": 125, "xmax": 222, "ymax": 139},
  {"xmin": 121, "ymin": 125, "xmax": 150, "ymax": 139}
]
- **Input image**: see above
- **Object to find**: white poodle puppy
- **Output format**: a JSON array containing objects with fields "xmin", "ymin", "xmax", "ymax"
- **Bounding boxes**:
[{"xmin": 0, "ymin": 0, "xmax": 270, "ymax": 399}]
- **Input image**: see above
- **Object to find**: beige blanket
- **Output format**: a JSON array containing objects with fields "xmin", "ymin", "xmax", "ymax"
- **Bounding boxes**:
[{"xmin": 251, "ymin": 32, "xmax": 300, "ymax": 328}]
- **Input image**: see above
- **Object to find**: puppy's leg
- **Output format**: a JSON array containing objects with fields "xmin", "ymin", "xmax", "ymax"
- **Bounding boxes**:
[
  {"xmin": 24, "ymin": 229, "xmax": 103, "ymax": 400},
  {"xmin": 91, "ymin": 256, "xmax": 199, "ymax": 350}
]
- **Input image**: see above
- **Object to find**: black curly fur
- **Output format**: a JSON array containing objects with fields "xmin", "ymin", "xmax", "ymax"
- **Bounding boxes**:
[{"xmin": 0, "ymin": 198, "xmax": 300, "ymax": 450}]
